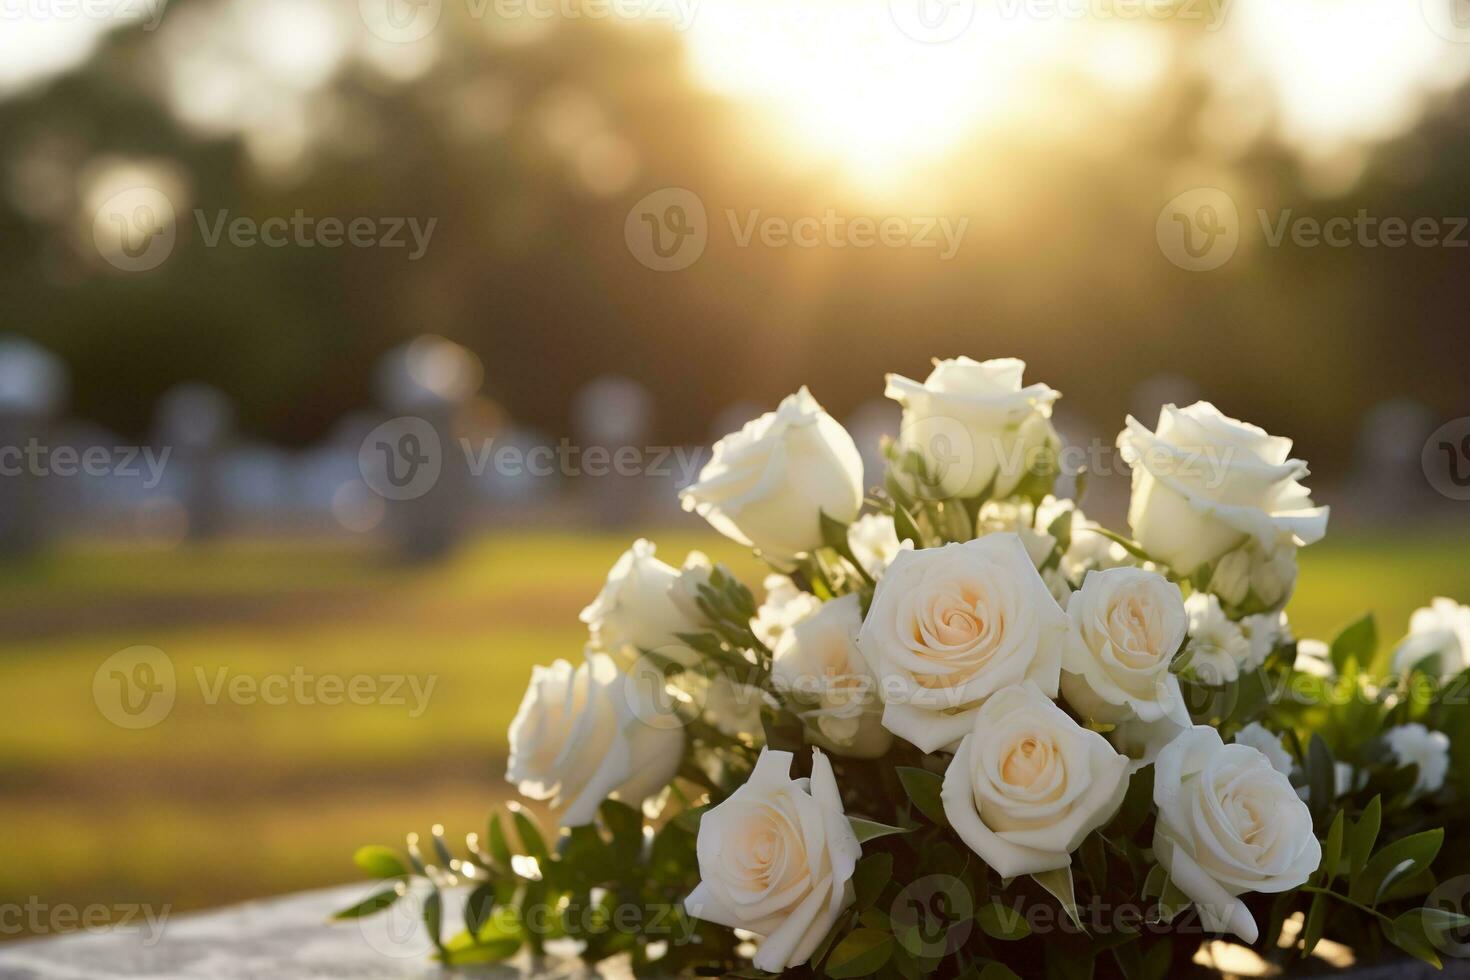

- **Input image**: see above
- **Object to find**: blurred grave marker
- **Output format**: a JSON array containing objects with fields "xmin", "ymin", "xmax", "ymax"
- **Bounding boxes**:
[
  {"xmin": 0, "ymin": 336, "xmax": 68, "ymax": 557},
  {"xmin": 154, "ymin": 383, "xmax": 233, "ymax": 539},
  {"xmin": 572, "ymin": 374, "xmax": 653, "ymax": 526}
]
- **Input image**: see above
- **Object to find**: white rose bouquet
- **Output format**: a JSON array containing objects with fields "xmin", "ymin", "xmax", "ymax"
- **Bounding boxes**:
[{"xmin": 343, "ymin": 358, "xmax": 1469, "ymax": 978}]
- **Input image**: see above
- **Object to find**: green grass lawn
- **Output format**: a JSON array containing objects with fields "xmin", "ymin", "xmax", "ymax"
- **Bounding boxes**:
[{"xmin": 1, "ymin": 526, "xmax": 1467, "ymax": 934}]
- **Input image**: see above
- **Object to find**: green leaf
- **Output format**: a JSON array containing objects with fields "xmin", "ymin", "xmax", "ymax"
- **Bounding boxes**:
[
  {"xmin": 852, "ymin": 852, "xmax": 894, "ymax": 910},
  {"xmin": 353, "ymin": 845, "xmax": 408, "ymax": 880},
  {"xmin": 1031, "ymin": 867, "xmax": 1084, "ymax": 933},
  {"xmin": 980, "ymin": 964, "xmax": 1022, "ymax": 980},
  {"xmin": 464, "ymin": 882, "xmax": 496, "ymax": 937},
  {"xmin": 599, "ymin": 799, "xmax": 643, "ymax": 852},
  {"xmin": 423, "ymin": 887, "xmax": 446, "ymax": 959},
  {"xmin": 825, "ymin": 927, "xmax": 895, "ymax": 978},
  {"xmin": 1305, "ymin": 735, "xmax": 1335, "ymax": 826},
  {"xmin": 1318, "ymin": 810, "xmax": 1345, "ymax": 891},
  {"xmin": 848, "ymin": 816, "xmax": 912, "ymax": 843},
  {"xmin": 1330, "ymin": 613, "xmax": 1377, "ymax": 677},
  {"xmin": 1385, "ymin": 908, "xmax": 1444, "ymax": 968},
  {"xmin": 1351, "ymin": 829, "xmax": 1444, "ymax": 907},
  {"xmin": 1080, "ymin": 833, "xmax": 1108, "ymax": 891},
  {"xmin": 331, "ymin": 885, "xmax": 403, "ymax": 919},
  {"xmin": 1046, "ymin": 941, "xmax": 1095, "ymax": 980},
  {"xmin": 1348, "ymin": 796, "xmax": 1381, "ymax": 883},
  {"xmin": 1301, "ymin": 891, "xmax": 1327, "ymax": 957},
  {"xmin": 891, "ymin": 504, "xmax": 925, "ymax": 551},
  {"xmin": 507, "ymin": 802, "xmax": 549, "ymax": 863},
  {"xmin": 896, "ymin": 767, "xmax": 948, "ymax": 827},
  {"xmin": 486, "ymin": 810, "xmax": 513, "ymax": 869},
  {"xmin": 977, "ymin": 900, "xmax": 1032, "ymax": 941}
]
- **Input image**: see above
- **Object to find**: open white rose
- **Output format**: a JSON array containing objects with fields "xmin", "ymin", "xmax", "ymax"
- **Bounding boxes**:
[
  {"xmin": 680, "ymin": 388, "xmax": 864, "ymax": 565},
  {"xmin": 685, "ymin": 748, "xmax": 861, "ymax": 973},
  {"xmin": 885, "ymin": 356, "xmax": 1060, "ymax": 500},
  {"xmin": 580, "ymin": 540, "xmax": 707, "ymax": 662},
  {"xmin": 1183, "ymin": 592, "xmax": 1252, "ymax": 686},
  {"xmin": 1384, "ymin": 723, "xmax": 1451, "ymax": 795},
  {"xmin": 506, "ymin": 651, "xmax": 685, "ymax": 827},
  {"xmin": 1060, "ymin": 567, "xmax": 1191, "ymax": 727},
  {"xmin": 857, "ymin": 533, "xmax": 1068, "ymax": 753},
  {"xmin": 752, "ymin": 574, "xmax": 824, "ymax": 650},
  {"xmin": 1239, "ymin": 611, "xmax": 1289, "ymax": 672},
  {"xmin": 941, "ymin": 682, "xmax": 1131, "ymax": 877},
  {"xmin": 1392, "ymin": 597, "xmax": 1470, "ymax": 679},
  {"xmin": 1153, "ymin": 726, "xmax": 1320, "ymax": 944},
  {"xmin": 772, "ymin": 594, "xmax": 893, "ymax": 759},
  {"xmin": 1118, "ymin": 402, "xmax": 1328, "ymax": 576}
]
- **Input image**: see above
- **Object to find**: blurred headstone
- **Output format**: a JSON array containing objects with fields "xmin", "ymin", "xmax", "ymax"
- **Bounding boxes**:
[
  {"xmin": 1352, "ymin": 398, "xmax": 1436, "ymax": 518},
  {"xmin": 370, "ymin": 336, "xmax": 482, "ymax": 561},
  {"xmin": 0, "ymin": 336, "xmax": 68, "ymax": 557},
  {"xmin": 154, "ymin": 383, "xmax": 233, "ymax": 539},
  {"xmin": 571, "ymin": 374, "xmax": 653, "ymax": 526}
]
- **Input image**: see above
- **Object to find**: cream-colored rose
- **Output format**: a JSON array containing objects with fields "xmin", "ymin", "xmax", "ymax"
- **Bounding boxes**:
[
  {"xmin": 685, "ymin": 748, "xmax": 861, "ymax": 973},
  {"xmin": 1118, "ymin": 402, "xmax": 1328, "ymax": 575},
  {"xmin": 1153, "ymin": 726, "xmax": 1320, "ymax": 943},
  {"xmin": 1060, "ymin": 567, "xmax": 1191, "ymax": 727},
  {"xmin": 772, "ymin": 594, "xmax": 893, "ymax": 758},
  {"xmin": 1109, "ymin": 715, "xmax": 1187, "ymax": 773},
  {"xmin": 580, "ymin": 540, "xmax": 707, "ymax": 661},
  {"xmin": 1208, "ymin": 539, "xmax": 1299, "ymax": 612},
  {"xmin": 941, "ymin": 682, "xmax": 1131, "ymax": 877},
  {"xmin": 506, "ymin": 651, "xmax": 684, "ymax": 827},
  {"xmin": 1183, "ymin": 592, "xmax": 1252, "ymax": 686},
  {"xmin": 1392, "ymin": 597, "xmax": 1470, "ymax": 679},
  {"xmin": 847, "ymin": 513, "xmax": 911, "ymax": 578},
  {"xmin": 857, "ymin": 533, "xmax": 1068, "ymax": 753},
  {"xmin": 885, "ymin": 356, "xmax": 1060, "ymax": 500},
  {"xmin": 680, "ymin": 388, "xmax": 864, "ymax": 564},
  {"xmin": 752, "ymin": 574, "xmax": 824, "ymax": 651}
]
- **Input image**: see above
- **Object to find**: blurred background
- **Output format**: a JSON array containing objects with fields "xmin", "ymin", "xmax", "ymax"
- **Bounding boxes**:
[{"xmin": 3, "ymin": 0, "xmax": 1470, "ymax": 941}]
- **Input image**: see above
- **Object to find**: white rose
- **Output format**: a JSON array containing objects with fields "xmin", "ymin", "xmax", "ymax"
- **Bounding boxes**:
[
  {"xmin": 680, "ymin": 388, "xmax": 864, "ymax": 564},
  {"xmin": 1392, "ymin": 598, "xmax": 1470, "ymax": 679},
  {"xmin": 1384, "ymin": 723, "xmax": 1451, "ymax": 795},
  {"xmin": 688, "ymin": 674, "xmax": 767, "ymax": 744},
  {"xmin": 848, "ymin": 512, "xmax": 911, "ymax": 578},
  {"xmin": 1153, "ymin": 726, "xmax": 1320, "ymax": 943},
  {"xmin": 1183, "ymin": 592, "xmax": 1252, "ymax": 686},
  {"xmin": 580, "ymin": 540, "xmax": 706, "ymax": 661},
  {"xmin": 885, "ymin": 356, "xmax": 1060, "ymax": 500},
  {"xmin": 941, "ymin": 682, "xmax": 1131, "ymax": 877},
  {"xmin": 1059, "ymin": 567, "xmax": 1191, "ymax": 727},
  {"xmin": 978, "ymin": 498, "xmax": 1058, "ymax": 570},
  {"xmin": 752, "ymin": 574, "xmax": 824, "ymax": 650},
  {"xmin": 1117, "ymin": 402, "xmax": 1328, "ymax": 575},
  {"xmin": 772, "ymin": 594, "xmax": 893, "ymax": 759},
  {"xmin": 1209, "ymin": 539, "xmax": 1299, "ymax": 612},
  {"xmin": 1293, "ymin": 638, "xmax": 1334, "ymax": 679},
  {"xmin": 1232, "ymin": 721, "xmax": 1293, "ymax": 776},
  {"xmin": 685, "ymin": 748, "xmax": 861, "ymax": 973},
  {"xmin": 857, "ymin": 533, "xmax": 1068, "ymax": 753},
  {"xmin": 506, "ymin": 651, "xmax": 685, "ymax": 827}
]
